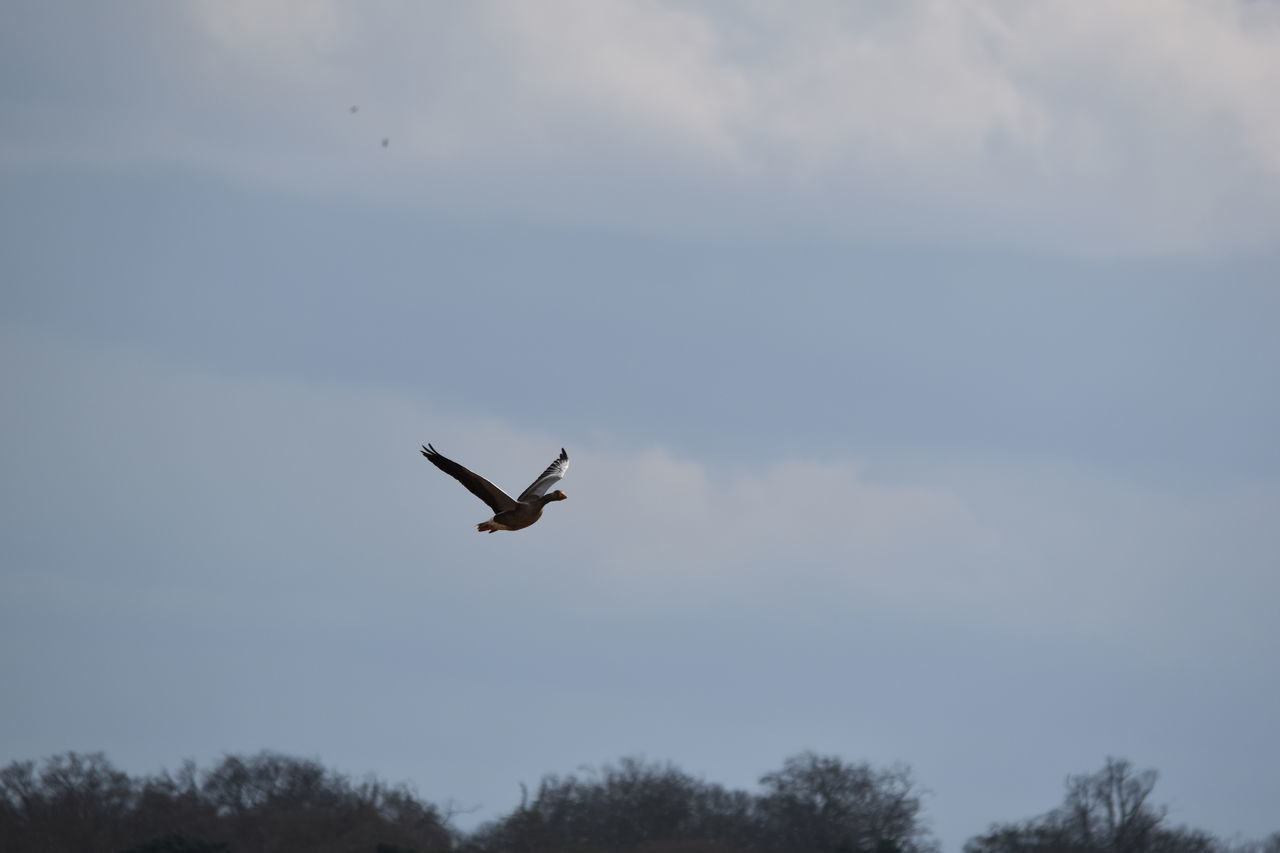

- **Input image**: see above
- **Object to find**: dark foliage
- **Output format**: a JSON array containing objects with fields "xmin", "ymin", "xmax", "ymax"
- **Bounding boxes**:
[
  {"xmin": 0, "ymin": 751, "xmax": 449, "ymax": 853},
  {"xmin": 463, "ymin": 753, "xmax": 936, "ymax": 853},
  {"xmin": 119, "ymin": 833, "xmax": 230, "ymax": 853},
  {"xmin": 756, "ymin": 752, "xmax": 936, "ymax": 853},
  {"xmin": 1, "ymin": 751, "xmax": 1273, "ymax": 853},
  {"xmin": 964, "ymin": 758, "xmax": 1227, "ymax": 853},
  {"xmin": 462, "ymin": 756, "xmax": 762, "ymax": 853}
]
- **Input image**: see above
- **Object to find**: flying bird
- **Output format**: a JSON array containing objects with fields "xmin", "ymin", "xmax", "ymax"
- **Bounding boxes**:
[{"xmin": 421, "ymin": 444, "xmax": 569, "ymax": 533}]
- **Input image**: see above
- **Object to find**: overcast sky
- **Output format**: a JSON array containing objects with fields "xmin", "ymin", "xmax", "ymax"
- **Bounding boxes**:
[{"xmin": 2, "ymin": 2, "xmax": 1279, "ymax": 849}]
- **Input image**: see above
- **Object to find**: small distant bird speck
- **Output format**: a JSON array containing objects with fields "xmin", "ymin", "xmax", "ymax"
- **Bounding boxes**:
[
  {"xmin": 349, "ymin": 105, "xmax": 359, "ymax": 113},
  {"xmin": 421, "ymin": 444, "xmax": 569, "ymax": 532},
  {"xmin": 382, "ymin": 137, "xmax": 390, "ymax": 148}
]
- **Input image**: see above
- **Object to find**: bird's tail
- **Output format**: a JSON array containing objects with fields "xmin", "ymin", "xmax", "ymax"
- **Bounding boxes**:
[{"xmin": 477, "ymin": 521, "xmax": 499, "ymax": 533}]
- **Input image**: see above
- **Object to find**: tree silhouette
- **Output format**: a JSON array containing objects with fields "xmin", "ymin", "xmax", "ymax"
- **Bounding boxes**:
[
  {"xmin": 0, "ymin": 751, "xmax": 450, "ymax": 853},
  {"xmin": 756, "ymin": 752, "xmax": 936, "ymax": 853},
  {"xmin": 3, "ymin": 750, "xmax": 1274, "ymax": 853},
  {"xmin": 964, "ymin": 757, "xmax": 1219, "ymax": 853},
  {"xmin": 465, "ymin": 756, "xmax": 757, "ymax": 852}
]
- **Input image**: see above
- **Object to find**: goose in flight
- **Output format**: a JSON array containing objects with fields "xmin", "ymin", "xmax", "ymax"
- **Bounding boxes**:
[{"xmin": 421, "ymin": 444, "xmax": 569, "ymax": 533}]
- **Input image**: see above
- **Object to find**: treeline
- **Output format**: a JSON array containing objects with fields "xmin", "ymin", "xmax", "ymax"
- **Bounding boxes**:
[
  {"xmin": 0, "ymin": 751, "xmax": 448, "ymax": 853},
  {"xmin": 1, "ymin": 750, "xmax": 1276, "ymax": 853}
]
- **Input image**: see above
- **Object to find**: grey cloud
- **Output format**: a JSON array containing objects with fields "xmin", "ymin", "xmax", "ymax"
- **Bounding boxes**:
[
  {"xmin": 5, "ymin": 1, "xmax": 1280, "ymax": 253},
  {"xmin": 4, "ymin": 328, "xmax": 1274, "ymax": 670}
]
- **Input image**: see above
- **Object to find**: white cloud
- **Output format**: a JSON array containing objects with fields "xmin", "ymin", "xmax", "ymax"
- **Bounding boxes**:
[
  {"xmin": 6, "ymin": 0, "xmax": 1280, "ymax": 253},
  {"xmin": 492, "ymin": 0, "xmax": 753, "ymax": 165},
  {"xmin": 556, "ymin": 440, "xmax": 1280, "ymax": 665}
]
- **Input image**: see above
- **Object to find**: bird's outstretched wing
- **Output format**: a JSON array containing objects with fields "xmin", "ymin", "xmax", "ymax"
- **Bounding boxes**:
[
  {"xmin": 518, "ymin": 448, "xmax": 570, "ymax": 501},
  {"xmin": 421, "ymin": 444, "xmax": 518, "ymax": 513}
]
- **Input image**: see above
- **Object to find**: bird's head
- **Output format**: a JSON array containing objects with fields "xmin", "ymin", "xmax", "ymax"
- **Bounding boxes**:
[{"xmin": 548, "ymin": 490, "xmax": 568, "ymax": 502}]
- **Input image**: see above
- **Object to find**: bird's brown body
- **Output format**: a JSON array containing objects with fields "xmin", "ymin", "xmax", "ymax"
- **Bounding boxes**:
[{"xmin": 475, "ymin": 493, "xmax": 566, "ymax": 532}]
